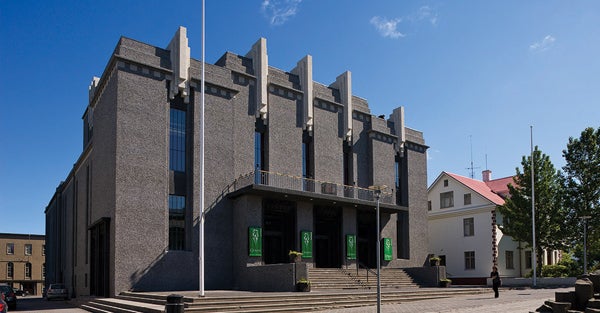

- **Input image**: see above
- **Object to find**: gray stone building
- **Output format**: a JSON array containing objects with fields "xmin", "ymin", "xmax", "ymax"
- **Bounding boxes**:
[{"xmin": 45, "ymin": 27, "xmax": 429, "ymax": 297}]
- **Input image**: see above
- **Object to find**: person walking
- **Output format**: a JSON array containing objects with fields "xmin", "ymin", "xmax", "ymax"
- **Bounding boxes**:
[{"xmin": 491, "ymin": 265, "xmax": 501, "ymax": 298}]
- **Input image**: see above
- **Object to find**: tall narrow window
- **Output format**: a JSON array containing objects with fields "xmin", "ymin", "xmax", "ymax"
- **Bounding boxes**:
[
  {"xmin": 525, "ymin": 251, "xmax": 532, "ymax": 269},
  {"xmin": 6, "ymin": 243, "xmax": 14, "ymax": 255},
  {"xmin": 506, "ymin": 251, "xmax": 514, "ymax": 269},
  {"xmin": 7, "ymin": 262, "xmax": 13, "ymax": 278},
  {"xmin": 42, "ymin": 263, "xmax": 46, "ymax": 279},
  {"xmin": 25, "ymin": 244, "xmax": 32, "ymax": 255},
  {"xmin": 169, "ymin": 108, "xmax": 186, "ymax": 172},
  {"xmin": 464, "ymin": 251, "xmax": 475, "ymax": 269},
  {"xmin": 255, "ymin": 131, "xmax": 262, "ymax": 171},
  {"xmin": 302, "ymin": 132, "xmax": 315, "ymax": 192},
  {"xmin": 255, "ymin": 119, "xmax": 268, "ymax": 184},
  {"xmin": 463, "ymin": 217, "xmax": 474, "ymax": 236},
  {"xmin": 169, "ymin": 195, "xmax": 186, "ymax": 250},
  {"xmin": 25, "ymin": 262, "xmax": 32, "ymax": 279}
]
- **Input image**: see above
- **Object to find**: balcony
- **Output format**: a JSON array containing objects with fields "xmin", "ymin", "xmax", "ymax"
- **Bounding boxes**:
[{"xmin": 227, "ymin": 170, "xmax": 397, "ymax": 209}]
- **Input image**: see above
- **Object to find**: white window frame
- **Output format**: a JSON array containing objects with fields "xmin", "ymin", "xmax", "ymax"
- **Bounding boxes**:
[{"xmin": 463, "ymin": 217, "xmax": 474, "ymax": 236}]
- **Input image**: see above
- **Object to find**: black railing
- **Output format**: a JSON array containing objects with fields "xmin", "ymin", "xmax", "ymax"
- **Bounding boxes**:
[
  {"xmin": 233, "ymin": 170, "xmax": 395, "ymax": 205},
  {"xmin": 357, "ymin": 261, "xmax": 378, "ymax": 283}
]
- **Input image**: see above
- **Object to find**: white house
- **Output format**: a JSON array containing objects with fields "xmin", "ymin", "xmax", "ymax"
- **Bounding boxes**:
[{"xmin": 427, "ymin": 170, "xmax": 560, "ymax": 284}]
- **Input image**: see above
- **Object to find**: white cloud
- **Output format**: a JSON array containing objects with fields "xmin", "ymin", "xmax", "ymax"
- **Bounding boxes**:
[
  {"xmin": 261, "ymin": 0, "xmax": 302, "ymax": 26},
  {"xmin": 529, "ymin": 35, "xmax": 556, "ymax": 52},
  {"xmin": 370, "ymin": 6, "xmax": 438, "ymax": 39},
  {"xmin": 370, "ymin": 16, "xmax": 404, "ymax": 39},
  {"xmin": 417, "ymin": 6, "xmax": 438, "ymax": 26}
]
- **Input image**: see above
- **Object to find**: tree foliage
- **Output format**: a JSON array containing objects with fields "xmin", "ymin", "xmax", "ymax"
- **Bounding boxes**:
[
  {"xmin": 561, "ymin": 127, "xmax": 600, "ymax": 269},
  {"xmin": 498, "ymin": 146, "xmax": 568, "ymax": 267}
]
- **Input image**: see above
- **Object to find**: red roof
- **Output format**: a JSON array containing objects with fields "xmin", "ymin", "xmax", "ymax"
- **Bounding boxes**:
[
  {"xmin": 485, "ymin": 176, "xmax": 515, "ymax": 198},
  {"xmin": 445, "ymin": 172, "xmax": 510, "ymax": 206}
]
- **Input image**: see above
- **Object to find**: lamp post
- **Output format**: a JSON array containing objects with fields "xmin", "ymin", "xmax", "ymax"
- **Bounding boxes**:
[
  {"xmin": 369, "ymin": 185, "xmax": 386, "ymax": 313},
  {"xmin": 580, "ymin": 216, "xmax": 591, "ymax": 275}
]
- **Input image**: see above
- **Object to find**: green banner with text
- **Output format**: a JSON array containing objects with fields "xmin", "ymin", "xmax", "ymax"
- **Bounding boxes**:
[
  {"xmin": 301, "ymin": 231, "xmax": 312, "ymax": 258},
  {"xmin": 249, "ymin": 227, "xmax": 262, "ymax": 257},
  {"xmin": 383, "ymin": 238, "xmax": 392, "ymax": 261},
  {"xmin": 346, "ymin": 234, "xmax": 357, "ymax": 260}
]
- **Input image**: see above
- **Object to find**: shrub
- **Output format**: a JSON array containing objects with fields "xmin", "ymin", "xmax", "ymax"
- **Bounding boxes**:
[{"xmin": 541, "ymin": 264, "xmax": 569, "ymax": 277}]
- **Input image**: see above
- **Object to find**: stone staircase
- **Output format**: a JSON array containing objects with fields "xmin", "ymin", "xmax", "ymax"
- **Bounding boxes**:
[
  {"xmin": 80, "ymin": 288, "xmax": 490, "ymax": 313},
  {"xmin": 79, "ymin": 267, "xmax": 489, "ymax": 313},
  {"xmin": 309, "ymin": 268, "xmax": 419, "ymax": 290}
]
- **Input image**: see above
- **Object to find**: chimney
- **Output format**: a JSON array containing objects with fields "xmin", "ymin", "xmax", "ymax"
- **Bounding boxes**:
[{"xmin": 482, "ymin": 170, "xmax": 492, "ymax": 182}]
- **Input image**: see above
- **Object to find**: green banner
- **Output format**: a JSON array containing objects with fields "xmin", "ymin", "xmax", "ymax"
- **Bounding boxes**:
[
  {"xmin": 346, "ymin": 234, "xmax": 356, "ymax": 260},
  {"xmin": 249, "ymin": 227, "xmax": 262, "ymax": 257},
  {"xmin": 383, "ymin": 238, "xmax": 393, "ymax": 261},
  {"xmin": 301, "ymin": 231, "xmax": 312, "ymax": 258}
]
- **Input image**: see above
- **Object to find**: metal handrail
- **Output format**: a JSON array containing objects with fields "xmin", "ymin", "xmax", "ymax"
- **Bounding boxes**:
[
  {"xmin": 357, "ymin": 261, "xmax": 378, "ymax": 283},
  {"xmin": 232, "ymin": 170, "xmax": 396, "ymax": 205}
]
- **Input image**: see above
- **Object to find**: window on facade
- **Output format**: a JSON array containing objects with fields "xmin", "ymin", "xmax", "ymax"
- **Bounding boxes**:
[
  {"xmin": 6, "ymin": 243, "xmax": 14, "ymax": 255},
  {"xmin": 464, "ymin": 251, "xmax": 475, "ymax": 269},
  {"xmin": 303, "ymin": 131, "xmax": 314, "ymax": 180},
  {"xmin": 428, "ymin": 201, "xmax": 432, "ymax": 211},
  {"xmin": 7, "ymin": 262, "xmax": 13, "ymax": 278},
  {"xmin": 506, "ymin": 251, "xmax": 514, "ymax": 269},
  {"xmin": 463, "ymin": 217, "xmax": 474, "ymax": 236},
  {"xmin": 255, "ymin": 131, "xmax": 262, "ymax": 171},
  {"xmin": 443, "ymin": 179, "xmax": 449, "ymax": 187},
  {"xmin": 25, "ymin": 244, "xmax": 32, "ymax": 255},
  {"xmin": 25, "ymin": 262, "xmax": 32, "ymax": 279},
  {"xmin": 42, "ymin": 244, "xmax": 45, "ymax": 256},
  {"xmin": 464, "ymin": 193, "xmax": 472, "ymax": 205},
  {"xmin": 525, "ymin": 251, "xmax": 532, "ymax": 269},
  {"xmin": 42, "ymin": 263, "xmax": 46, "ymax": 279},
  {"xmin": 254, "ymin": 119, "xmax": 268, "ymax": 174},
  {"xmin": 440, "ymin": 191, "xmax": 454, "ymax": 208},
  {"xmin": 168, "ymin": 195, "xmax": 186, "ymax": 250},
  {"xmin": 169, "ymin": 108, "xmax": 186, "ymax": 172}
]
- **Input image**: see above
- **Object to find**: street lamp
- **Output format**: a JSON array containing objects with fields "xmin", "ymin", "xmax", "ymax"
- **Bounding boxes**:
[
  {"xmin": 580, "ymin": 216, "xmax": 592, "ymax": 275},
  {"xmin": 369, "ymin": 185, "xmax": 387, "ymax": 313}
]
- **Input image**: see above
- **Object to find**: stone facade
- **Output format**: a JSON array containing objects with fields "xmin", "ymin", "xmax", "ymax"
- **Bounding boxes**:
[
  {"xmin": 45, "ymin": 27, "xmax": 428, "ymax": 297},
  {"xmin": 0, "ymin": 233, "xmax": 45, "ymax": 295}
]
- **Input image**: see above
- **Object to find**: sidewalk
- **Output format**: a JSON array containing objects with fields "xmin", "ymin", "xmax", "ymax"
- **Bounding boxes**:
[{"xmin": 322, "ymin": 287, "xmax": 570, "ymax": 313}]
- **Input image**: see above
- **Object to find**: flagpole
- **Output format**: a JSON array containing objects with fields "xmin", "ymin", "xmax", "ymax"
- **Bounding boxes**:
[
  {"xmin": 531, "ymin": 125, "xmax": 537, "ymax": 287},
  {"xmin": 199, "ymin": 0, "xmax": 206, "ymax": 297}
]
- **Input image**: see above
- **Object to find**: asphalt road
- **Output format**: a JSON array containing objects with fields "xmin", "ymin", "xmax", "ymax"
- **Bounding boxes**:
[{"xmin": 7, "ymin": 296, "xmax": 86, "ymax": 313}]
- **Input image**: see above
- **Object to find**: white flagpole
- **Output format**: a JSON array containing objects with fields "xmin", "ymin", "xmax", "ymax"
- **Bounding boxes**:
[
  {"xmin": 531, "ymin": 125, "xmax": 537, "ymax": 287},
  {"xmin": 199, "ymin": 0, "xmax": 206, "ymax": 297}
]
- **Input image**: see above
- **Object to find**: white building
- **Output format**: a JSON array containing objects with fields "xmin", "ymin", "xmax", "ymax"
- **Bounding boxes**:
[{"xmin": 427, "ymin": 170, "xmax": 560, "ymax": 284}]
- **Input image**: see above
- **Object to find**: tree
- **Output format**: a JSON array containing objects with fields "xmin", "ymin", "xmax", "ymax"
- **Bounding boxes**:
[
  {"xmin": 561, "ymin": 127, "xmax": 600, "ymax": 270},
  {"xmin": 498, "ymin": 146, "xmax": 567, "ymax": 272}
]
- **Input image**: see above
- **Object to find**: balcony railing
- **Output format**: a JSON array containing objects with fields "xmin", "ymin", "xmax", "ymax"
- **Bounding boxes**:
[{"xmin": 231, "ymin": 170, "xmax": 395, "ymax": 205}]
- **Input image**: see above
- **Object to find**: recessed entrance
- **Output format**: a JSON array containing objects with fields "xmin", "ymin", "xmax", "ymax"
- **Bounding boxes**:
[
  {"xmin": 90, "ymin": 218, "xmax": 110, "ymax": 297},
  {"xmin": 263, "ymin": 199, "xmax": 296, "ymax": 264},
  {"xmin": 357, "ymin": 211, "xmax": 377, "ymax": 269},
  {"xmin": 314, "ymin": 206, "xmax": 342, "ymax": 268}
]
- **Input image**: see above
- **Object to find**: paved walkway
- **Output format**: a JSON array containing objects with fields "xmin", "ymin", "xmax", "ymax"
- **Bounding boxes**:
[{"xmin": 323, "ymin": 287, "xmax": 570, "ymax": 313}]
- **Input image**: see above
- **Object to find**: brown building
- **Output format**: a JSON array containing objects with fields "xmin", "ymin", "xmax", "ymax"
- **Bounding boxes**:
[{"xmin": 0, "ymin": 233, "xmax": 45, "ymax": 295}]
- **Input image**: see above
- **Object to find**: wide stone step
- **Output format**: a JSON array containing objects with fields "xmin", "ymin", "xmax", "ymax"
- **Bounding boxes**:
[
  {"xmin": 81, "ymin": 298, "xmax": 164, "ymax": 313},
  {"xmin": 105, "ymin": 288, "xmax": 491, "ymax": 313}
]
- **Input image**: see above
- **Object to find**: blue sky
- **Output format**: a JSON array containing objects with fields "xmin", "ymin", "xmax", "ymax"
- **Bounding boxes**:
[{"xmin": 1, "ymin": 1, "xmax": 599, "ymax": 235}]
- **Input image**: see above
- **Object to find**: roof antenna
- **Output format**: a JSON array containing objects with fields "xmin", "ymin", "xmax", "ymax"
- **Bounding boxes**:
[{"xmin": 466, "ymin": 135, "xmax": 480, "ymax": 179}]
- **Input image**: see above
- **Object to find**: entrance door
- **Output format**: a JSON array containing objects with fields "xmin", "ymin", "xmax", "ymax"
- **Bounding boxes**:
[
  {"xmin": 314, "ymin": 206, "xmax": 341, "ymax": 268},
  {"xmin": 263, "ymin": 199, "xmax": 296, "ymax": 264},
  {"xmin": 357, "ymin": 211, "xmax": 376, "ymax": 269},
  {"xmin": 90, "ymin": 218, "xmax": 110, "ymax": 297}
]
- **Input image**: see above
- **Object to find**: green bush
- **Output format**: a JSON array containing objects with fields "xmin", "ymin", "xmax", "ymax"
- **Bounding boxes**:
[{"xmin": 541, "ymin": 264, "xmax": 569, "ymax": 277}]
